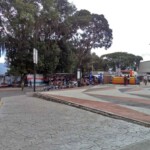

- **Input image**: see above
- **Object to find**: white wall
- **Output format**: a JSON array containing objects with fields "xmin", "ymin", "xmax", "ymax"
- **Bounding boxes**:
[{"xmin": 139, "ymin": 61, "xmax": 150, "ymax": 73}]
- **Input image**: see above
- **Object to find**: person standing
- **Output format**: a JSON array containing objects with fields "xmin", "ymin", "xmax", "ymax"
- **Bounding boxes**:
[
  {"xmin": 21, "ymin": 80, "xmax": 24, "ymax": 91},
  {"xmin": 127, "ymin": 75, "xmax": 130, "ymax": 85},
  {"xmin": 124, "ymin": 75, "xmax": 127, "ymax": 86}
]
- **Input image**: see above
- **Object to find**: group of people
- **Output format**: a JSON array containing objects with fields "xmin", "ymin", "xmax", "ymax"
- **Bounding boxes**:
[
  {"xmin": 43, "ymin": 75, "xmax": 78, "ymax": 91},
  {"xmin": 124, "ymin": 74, "xmax": 149, "ymax": 86},
  {"xmin": 43, "ymin": 74, "xmax": 104, "ymax": 91}
]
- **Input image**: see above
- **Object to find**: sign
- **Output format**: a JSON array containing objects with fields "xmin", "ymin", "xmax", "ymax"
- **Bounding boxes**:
[
  {"xmin": 33, "ymin": 48, "xmax": 38, "ymax": 64},
  {"xmin": 77, "ymin": 68, "xmax": 81, "ymax": 80}
]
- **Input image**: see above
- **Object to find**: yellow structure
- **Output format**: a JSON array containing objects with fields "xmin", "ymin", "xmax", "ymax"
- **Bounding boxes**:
[
  {"xmin": 112, "ymin": 76, "xmax": 136, "ymax": 85},
  {"xmin": 129, "ymin": 77, "xmax": 136, "ymax": 84},
  {"xmin": 112, "ymin": 77, "xmax": 124, "ymax": 84}
]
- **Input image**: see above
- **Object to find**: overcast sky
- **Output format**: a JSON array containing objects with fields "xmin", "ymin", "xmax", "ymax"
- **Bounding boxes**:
[
  {"xmin": 69, "ymin": 0, "xmax": 150, "ymax": 61},
  {"xmin": 0, "ymin": 53, "xmax": 5, "ymax": 63},
  {"xmin": 1, "ymin": 0, "xmax": 150, "ymax": 63}
]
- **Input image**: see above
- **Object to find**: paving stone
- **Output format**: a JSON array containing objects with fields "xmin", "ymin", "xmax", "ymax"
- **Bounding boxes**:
[{"xmin": 0, "ymin": 95, "xmax": 150, "ymax": 150}]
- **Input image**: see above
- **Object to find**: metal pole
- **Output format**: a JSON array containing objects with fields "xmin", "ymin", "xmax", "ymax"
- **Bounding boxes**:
[
  {"xmin": 33, "ymin": 48, "xmax": 38, "ymax": 92},
  {"xmin": 33, "ymin": 63, "xmax": 36, "ymax": 92},
  {"xmin": 77, "ymin": 68, "xmax": 81, "ymax": 87}
]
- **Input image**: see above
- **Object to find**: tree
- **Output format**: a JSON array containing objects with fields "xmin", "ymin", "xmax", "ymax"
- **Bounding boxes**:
[
  {"xmin": 134, "ymin": 55, "xmax": 143, "ymax": 70},
  {"xmin": 89, "ymin": 52, "xmax": 103, "ymax": 71},
  {"xmin": 69, "ymin": 10, "xmax": 113, "ymax": 67},
  {"xmin": 1, "ymin": 0, "xmax": 40, "ymax": 75},
  {"xmin": 100, "ymin": 52, "xmax": 143, "ymax": 71},
  {"xmin": 0, "ymin": 0, "xmax": 77, "ymax": 75},
  {"xmin": 0, "ymin": 0, "xmax": 113, "ymax": 76},
  {"xmin": 0, "ymin": 8, "xmax": 6, "ymax": 57},
  {"xmin": 55, "ymin": 40, "xmax": 76, "ymax": 73}
]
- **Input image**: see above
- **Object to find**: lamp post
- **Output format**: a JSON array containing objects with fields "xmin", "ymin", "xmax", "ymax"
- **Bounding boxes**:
[
  {"xmin": 102, "ymin": 56, "xmax": 108, "ymax": 72},
  {"xmin": 77, "ymin": 68, "xmax": 81, "ymax": 87},
  {"xmin": 33, "ymin": 48, "xmax": 38, "ymax": 92},
  {"xmin": 33, "ymin": 32, "xmax": 45, "ymax": 92}
]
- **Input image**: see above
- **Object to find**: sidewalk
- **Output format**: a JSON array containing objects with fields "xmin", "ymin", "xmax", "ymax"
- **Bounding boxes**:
[
  {"xmin": 34, "ymin": 84, "xmax": 150, "ymax": 127},
  {"xmin": 0, "ymin": 86, "xmax": 43, "ymax": 92}
]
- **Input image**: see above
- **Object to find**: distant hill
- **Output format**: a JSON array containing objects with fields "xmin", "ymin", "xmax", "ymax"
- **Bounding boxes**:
[{"xmin": 0, "ymin": 63, "xmax": 8, "ymax": 75}]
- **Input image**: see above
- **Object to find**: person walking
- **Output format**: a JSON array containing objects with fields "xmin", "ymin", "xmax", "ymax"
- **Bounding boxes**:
[{"xmin": 143, "ymin": 74, "xmax": 148, "ymax": 85}]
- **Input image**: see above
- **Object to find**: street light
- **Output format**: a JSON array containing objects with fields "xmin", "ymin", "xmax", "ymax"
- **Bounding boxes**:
[
  {"xmin": 33, "ymin": 48, "xmax": 38, "ymax": 92},
  {"xmin": 77, "ymin": 68, "xmax": 81, "ymax": 87},
  {"xmin": 33, "ymin": 32, "xmax": 45, "ymax": 92},
  {"xmin": 102, "ymin": 56, "xmax": 108, "ymax": 71}
]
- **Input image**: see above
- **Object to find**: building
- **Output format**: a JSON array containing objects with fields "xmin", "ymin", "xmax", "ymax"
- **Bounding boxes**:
[{"xmin": 138, "ymin": 61, "xmax": 150, "ymax": 74}]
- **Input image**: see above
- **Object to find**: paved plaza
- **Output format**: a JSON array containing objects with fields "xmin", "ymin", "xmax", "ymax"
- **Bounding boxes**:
[
  {"xmin": 36, "ymin": 83, "xmax": 150, "ymax": 127},
  {"xmin": 0, "ymin": 84, "xmax": 150, "ymax": 149}
]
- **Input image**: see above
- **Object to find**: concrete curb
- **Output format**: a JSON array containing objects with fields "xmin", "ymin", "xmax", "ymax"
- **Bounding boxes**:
[{"xmin": 33, "ymin": 93, "xmax": 150, "ymax": 127}]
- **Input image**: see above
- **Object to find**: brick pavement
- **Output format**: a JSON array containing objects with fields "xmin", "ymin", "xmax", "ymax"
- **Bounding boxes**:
[{"xmin": 34, "ymin": 84, "xmax": 150, "ymax": 127}]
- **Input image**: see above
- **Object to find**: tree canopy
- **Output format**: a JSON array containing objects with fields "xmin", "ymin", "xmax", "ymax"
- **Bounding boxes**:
[
  {"xmin": 100, "ymin": 52, "xmax": 143, "ymax": 71},
  {"xmin": 0, "ymin": 0, "xmax": 113, "ymax": 75}
]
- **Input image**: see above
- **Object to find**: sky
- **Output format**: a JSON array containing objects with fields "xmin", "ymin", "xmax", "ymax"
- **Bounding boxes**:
[
  {"xmin": 68, "ymin": 0, "xmax": 150, "ymax": 61},
  {"xmin": 1, "ymin": 0, "xmax": 150, "ymax": 62},
  {"xmin": 0, "ymin": 56, "xmax": 5, "ymax": 63}
]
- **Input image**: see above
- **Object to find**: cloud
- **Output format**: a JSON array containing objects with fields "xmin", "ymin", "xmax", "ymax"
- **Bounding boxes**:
[
  {"xmin": 0, "ymin": 56, "xmax": 5, "ymax": 63},
  {"xmin": 69, "ymin": 0, "xmax": 150, "ymax": 61}
]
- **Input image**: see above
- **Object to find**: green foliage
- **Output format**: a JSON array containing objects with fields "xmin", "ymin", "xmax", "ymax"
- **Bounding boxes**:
[
  {"xmin": 69, "ymin": 10, "xmax": 113, "ymax": 67},
  {"xmin": 1, "ymin": 0, "xmax": 113, "ymax": 76},
  {"xmin": 37, "ymin": 42, "xmax": 61, "ymax": 74},
  {"xmin": 91, "ymin": 53, "xmax": 103, "ymax": 71},
  {"xmin": 101, "ymin": 52, "xmax": 143, "ymax": 71}
]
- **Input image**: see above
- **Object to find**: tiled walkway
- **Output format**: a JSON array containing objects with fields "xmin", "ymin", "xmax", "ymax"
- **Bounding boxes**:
[{"xmin": 35, "ymin": 84, "xmax": 150, "ymax": 127}]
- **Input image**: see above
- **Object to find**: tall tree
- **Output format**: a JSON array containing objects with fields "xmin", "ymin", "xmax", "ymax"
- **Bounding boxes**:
[
  {"xmin": 101, "ymin": 52, "xmax": 143, "ymax": 71},
  {"xmin": 1, "ymin": 0, "xmax": 113, "ymax": 76},
  {"xmin": 69, "ymin": 10, "xmax": 113, "ymax": 67}
]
